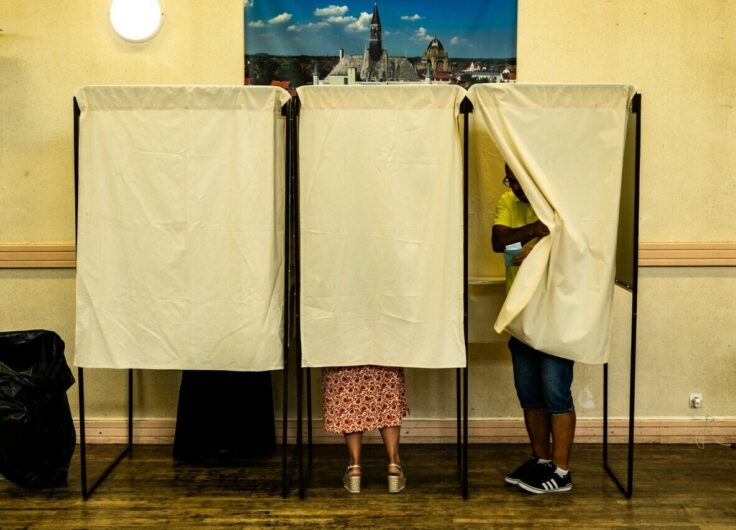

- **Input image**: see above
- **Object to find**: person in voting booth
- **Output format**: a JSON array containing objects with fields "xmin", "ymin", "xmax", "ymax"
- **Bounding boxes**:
[
  {"xmin": 172, "ymin": 371, "xmax": 276, "ymax": 463},
  {"xmin": 491, "ymin": 164, "xmax": 576, "ymax": 494},
  {"xmin": 322, "ymin": 366, "xmax": 409, "ymax": 494}
]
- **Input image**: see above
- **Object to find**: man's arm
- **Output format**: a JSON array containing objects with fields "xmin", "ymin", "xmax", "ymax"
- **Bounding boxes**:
[{"xmin": 491, "ymin": 221, "xmax": 549, "ymax": 253}]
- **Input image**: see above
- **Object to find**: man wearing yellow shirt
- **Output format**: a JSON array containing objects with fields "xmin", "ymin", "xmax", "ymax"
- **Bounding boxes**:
[{"xmin": 492, "ymin": 164, "xmax": 576, "ymax": 494}]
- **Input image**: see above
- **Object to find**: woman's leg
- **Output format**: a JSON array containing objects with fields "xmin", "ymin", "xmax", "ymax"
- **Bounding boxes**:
[
  {"xmin": 379, "ymin": 426, "xmax": 401, "ymax": 474},
  {"xmin": 344, "ymin": 432, "xmax": 363, "ymax": 475}
]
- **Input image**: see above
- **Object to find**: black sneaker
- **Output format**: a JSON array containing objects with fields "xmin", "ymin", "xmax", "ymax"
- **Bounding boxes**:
[
  {"xmin": 504, "ymin": 455, "xmax": 542, "ymax": 485},
  {"xmin": 518, "ymin": 464, "xmax": 572, "ymax": 494}
]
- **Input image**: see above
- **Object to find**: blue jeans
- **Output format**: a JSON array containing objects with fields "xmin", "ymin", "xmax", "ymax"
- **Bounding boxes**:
[{"xmin": 509, "ymin": 337, "xmax": 575, "ymax": 415}]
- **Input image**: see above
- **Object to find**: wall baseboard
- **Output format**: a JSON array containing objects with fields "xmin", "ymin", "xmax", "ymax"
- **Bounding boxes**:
[{"xmin": 73, "ymin": 417, "xmax": 736, "ymax": 445}]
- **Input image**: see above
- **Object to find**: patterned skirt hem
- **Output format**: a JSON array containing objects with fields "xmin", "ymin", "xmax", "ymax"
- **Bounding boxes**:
[{"xmin": 322, "ymin": 414, "xmax": 408, "ymax": 435}]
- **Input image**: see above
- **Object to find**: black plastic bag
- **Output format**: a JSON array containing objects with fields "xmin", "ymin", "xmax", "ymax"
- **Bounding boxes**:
[{"xmin": 0, "ymin": 330, "xmax": 76, "ymax": 488}]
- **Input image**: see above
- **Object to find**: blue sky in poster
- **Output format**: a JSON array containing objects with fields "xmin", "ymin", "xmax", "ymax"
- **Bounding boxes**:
[{"xmin": 244, "ymin": 1, "xmax": 517, "ymax": 58}]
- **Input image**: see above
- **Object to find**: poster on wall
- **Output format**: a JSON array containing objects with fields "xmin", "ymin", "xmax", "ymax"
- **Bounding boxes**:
[{"xmin": 244, "ymin": 1, "xmax": 517, "ymax": 90}]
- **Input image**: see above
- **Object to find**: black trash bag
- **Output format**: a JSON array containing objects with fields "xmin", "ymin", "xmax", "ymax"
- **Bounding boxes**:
[{"xmin": 0, "ymin": 330, "xmax": 76, "ymax": 488}]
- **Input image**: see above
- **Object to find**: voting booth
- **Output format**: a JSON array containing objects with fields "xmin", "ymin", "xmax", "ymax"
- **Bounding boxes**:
[
  {"xmin": 73, "ymin": 83, "xmax": 640, "ymax": 499},
  {"xmin": 73, "ymin": 86, "xmax": 292, "ymax": 498}
]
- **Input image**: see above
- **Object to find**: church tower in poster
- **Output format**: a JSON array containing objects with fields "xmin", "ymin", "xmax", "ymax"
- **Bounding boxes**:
[
  {"xmin": 326, "ymin": 1, "xmax": 419, "ymax": 83},
  {"xmin": 369, "ymin": 2, "xmax": 382, "ymax": 62}
]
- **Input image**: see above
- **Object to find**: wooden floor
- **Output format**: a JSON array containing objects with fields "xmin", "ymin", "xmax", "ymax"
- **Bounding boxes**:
[{"xmin": 1, "ymin": 443, "xmax": 734, "ymax": 528}]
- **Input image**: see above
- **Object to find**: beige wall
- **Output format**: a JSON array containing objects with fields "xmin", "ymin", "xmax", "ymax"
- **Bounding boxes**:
[
  {"xmin": 1, "ymin": 0, "xmax": 244, "ymax": 241},
  {"xmin": 518, "ymin": 0, "xmax": 736, "ymax": 242},
  {"xmin": 1, "ymin": 1, "xmax": 734, "ymax": 429}
]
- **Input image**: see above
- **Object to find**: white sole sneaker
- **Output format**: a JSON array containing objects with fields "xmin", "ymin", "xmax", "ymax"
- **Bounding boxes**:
[{"xmin": 518, "ymin": 477, "xmax": 572, "ymax": 494}]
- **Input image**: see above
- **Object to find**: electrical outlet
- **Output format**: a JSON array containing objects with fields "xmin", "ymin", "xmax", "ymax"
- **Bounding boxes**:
[{"xmin": 689, "ymin": 393, "xmax": 703, "ymax": 409}]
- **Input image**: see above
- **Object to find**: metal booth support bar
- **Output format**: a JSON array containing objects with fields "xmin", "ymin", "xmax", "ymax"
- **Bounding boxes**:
[
  {"xmin": 460, "ymin": 96, "xmax": 473, "ymax": 499},
  {"xmin": 287, "ymin": 95, "xmax": 313, "ymax": 499},
  {"xmin": 281, "ymin": 98, "xmax": 293, "ymax": 498},
  {"xmin": 603, "ymin": 92, "xmax": 641, "ymax": 498},
  {"xmin": 75, "ymin": 98, "xmax": 134, "ymax": 500},
  {"xmin": 78, "ymin": 368, "xmax": 133, "ymax": 500},
  {"xmin": 290, "ymin": 97, "xmax": 311, "ymax": 499}
]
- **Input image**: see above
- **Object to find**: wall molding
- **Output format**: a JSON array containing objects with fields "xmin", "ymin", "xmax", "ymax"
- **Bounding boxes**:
[
  {"xmin": 3, "ymin": 242, "xmax": 735, "ymax": 269},
  {"xmin": 639, "ymin": 242, "xmax": 736, "ymax": 267},
  {"xmin": 0, "ymin": 244, "xmax": 75, "ymax": 269},
  {"xmin": 73, "ymin": 417, "xmax": 736, "ymax": 445}
]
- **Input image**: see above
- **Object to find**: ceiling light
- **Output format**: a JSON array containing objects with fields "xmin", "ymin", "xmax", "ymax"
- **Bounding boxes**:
[{"xmin": 109, "ymin": 0, "xmax": 164, "ymax": 43}]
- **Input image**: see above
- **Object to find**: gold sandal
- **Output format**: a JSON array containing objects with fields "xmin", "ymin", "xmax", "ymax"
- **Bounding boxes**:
[
  {"xmin": 387, "ymin": 463, "xmax": 406, "ymax": 494},
  {"xmin": 343, "ymin": 464, "xmax": 361, "ymax": 493}
]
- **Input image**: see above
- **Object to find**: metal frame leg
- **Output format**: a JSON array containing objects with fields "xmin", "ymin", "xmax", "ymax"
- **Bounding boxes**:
[
  {"xmin": 79, "ymin": 368, "xmax": 133, "ymax": 500},
  {"xmin": 463, "ymin": 367, "xmax": 469, "ymax": 498},
  {"xmin": 456, "ymin": 368, "xmax": 462, "ymax": 479},
  {"xmin": 306, "ymin": 368, "xmax": 313, "ymax": 467},
  {"xmin": 281, "ymin": 348, "xmax": 290, "ymax": 498},
  {"xmin": 297, "ymin": 363, "xmax": 304, "ymax": 498},
  {"xmin": 603, "ymin": 93, "xmax": 641, "ymax": 499}
]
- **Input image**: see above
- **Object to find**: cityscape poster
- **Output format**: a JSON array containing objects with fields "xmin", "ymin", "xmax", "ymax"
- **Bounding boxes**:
[{"xmin": 244, "ymin": 0, "xmax": 517, "ymax": 89}]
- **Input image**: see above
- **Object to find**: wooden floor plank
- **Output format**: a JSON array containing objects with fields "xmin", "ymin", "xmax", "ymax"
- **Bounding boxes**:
[{"xmin": 0, "ymin": 444, "xmax": 734, "ymax": 528}]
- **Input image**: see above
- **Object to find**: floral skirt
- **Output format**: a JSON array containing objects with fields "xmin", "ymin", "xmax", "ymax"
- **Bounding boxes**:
[{"xmin": 322, "ymin": 365, "xmax": 409, "ymax": 434}]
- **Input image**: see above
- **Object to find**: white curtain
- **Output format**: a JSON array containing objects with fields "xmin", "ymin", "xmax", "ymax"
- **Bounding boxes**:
[
  {"xmin": 468, "ymin": 84, "xmax": 636, "ymax": 364},
  {"xmin": 74, "ymin": 86, "xmax": 291, "ymax": 371},
  {"xmin": 297, "ymin": 85, "xmax": 467, "ymax": 368}
]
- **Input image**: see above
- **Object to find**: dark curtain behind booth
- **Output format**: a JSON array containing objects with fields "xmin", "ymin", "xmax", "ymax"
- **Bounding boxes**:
[{"xmin": 173, "ymin": 371, "xmax": 275, "ymax": 463}]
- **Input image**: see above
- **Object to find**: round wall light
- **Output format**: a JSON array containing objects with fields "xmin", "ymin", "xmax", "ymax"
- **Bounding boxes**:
[{"xmin": 109, "ymin": 0, "xmax": 164, "ymax": 43}]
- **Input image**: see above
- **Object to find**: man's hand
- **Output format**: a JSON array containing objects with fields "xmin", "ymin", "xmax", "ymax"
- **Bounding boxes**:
[
  {"xmin": 530, "ymin": 220, "xmax": 550, "ymax": 238},
  {"xmin": 512, "ymin": 245, "xmax": 532, "ymax": 265},
  {"xmin": 492, "ymin": 220, "xmax": 550, "ymax": 253}
]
